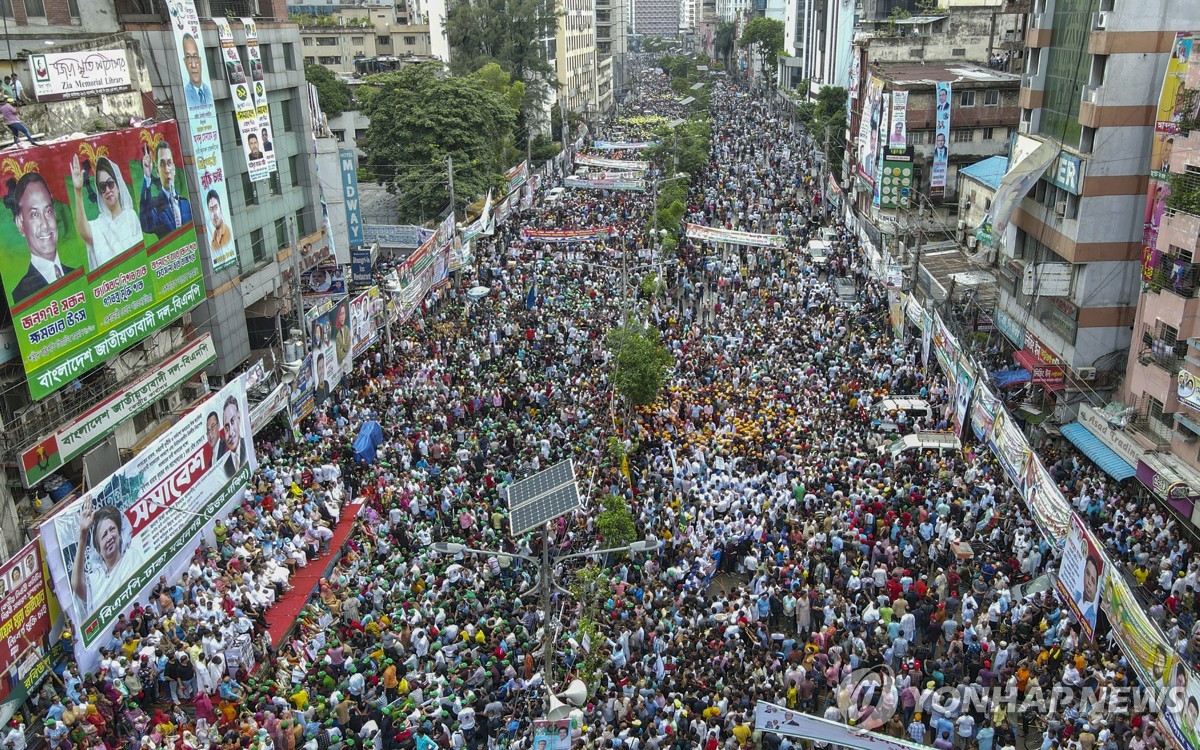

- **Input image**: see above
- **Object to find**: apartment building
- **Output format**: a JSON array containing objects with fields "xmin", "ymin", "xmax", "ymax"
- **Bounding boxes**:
[{"xmin": 557, "ymin": 0, "xmax": 602, "ymax": 114}]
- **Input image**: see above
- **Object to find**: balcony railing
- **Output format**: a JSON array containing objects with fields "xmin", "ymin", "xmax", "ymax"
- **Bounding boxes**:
[
  {"xmin": 0, "ymin": 369, "xmax": 120, "ymax": 462},
  {"xmin": 1150, "ymin": 255, "xmax": 1199, "ymax": 298},
  {"xmin": 1127, "ymin": 394, "xmax": 1175, "ymax": 448},
  {"xmin": 1139, "ymin": 323, "xmax": 1187, "ymax": 373}
]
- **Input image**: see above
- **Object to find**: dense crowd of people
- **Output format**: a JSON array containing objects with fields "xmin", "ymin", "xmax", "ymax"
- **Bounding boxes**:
[{"xmin": 24, "ymin": 60, "xmax": 1200, "ymax": 750}]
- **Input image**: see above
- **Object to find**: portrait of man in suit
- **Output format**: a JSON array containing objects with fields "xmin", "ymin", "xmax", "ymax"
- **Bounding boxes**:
[
  {"xmin": 936, "ymin": 85, "xmax": 951, "ymax": 117},
  {"xmin": 140, "ymin": 140, "xmax": 192, "ymax": 239},
  {"xmin": 933, "ymin": 132, "xmax": 948, "ymax": 162},
  {"xmin": 6, "ymin": 172, "xmax": 74, "ymax": 304},
  {"xmin": 181, "ymin": 34, "xmax": 212, "ymax": 108}
]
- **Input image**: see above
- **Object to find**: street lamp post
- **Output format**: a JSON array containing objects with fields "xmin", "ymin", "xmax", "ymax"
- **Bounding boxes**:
[{"xmin": 432, "ymin": 536, "xmax": 661, "ymax": 694}]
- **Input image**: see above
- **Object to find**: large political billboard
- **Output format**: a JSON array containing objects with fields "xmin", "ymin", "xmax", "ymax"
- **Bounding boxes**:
[
  {"xmin": 39, "ymin": 376, "xmax": 257, "ymax": 672},
  {"xmin": 0, "ymin": 541, "xmax": 63, "ymax": 727},
  {"xmin": 931, "ymin": 82, "xmax": 952, "ymax": 198},
  {"xmin": 308, "ymin": 297, "xmax": 352, "ymax": 408},
  {"xmin": 169, "ymin": 0, "xmax": 239, "ymax": 273},
  {"xmin": 0, "ymin": 122, "xmax": 205, "ymax": 400},
  {"xmin": 242, "ymin": 18, "xmax": 279, "ymax": 180},
  {"xmin": 1056, "ymin": 514, "xmax": 1105, "ymax": 640},
  {"xmin": 856, "ymin": 74, "xmax": 884, "ymax": 187}
]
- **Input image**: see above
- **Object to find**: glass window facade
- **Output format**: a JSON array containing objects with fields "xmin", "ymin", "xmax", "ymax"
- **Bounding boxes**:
[{"xmin": 1036, "ymin": 0, "xmax": 1098, "ymax": 147}]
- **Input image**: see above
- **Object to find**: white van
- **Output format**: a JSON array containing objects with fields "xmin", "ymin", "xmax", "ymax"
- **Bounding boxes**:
[
  {"xmin": 874, "ymin": 397, "xmax": 935, "ymax": 432},
  {"xmin": 888, "ymin": 431, "xmax": 962, "ymax": 458},
  {"xmin": 544, "ymin": 187, "xmax": 566, "ymax": 204},
  {"xmin": 806, "ymin": 239, "xmax": 832, "ymax": 266}
]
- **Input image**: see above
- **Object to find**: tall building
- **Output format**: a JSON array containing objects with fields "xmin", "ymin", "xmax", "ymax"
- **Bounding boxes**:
[
  {"xmin": 596, "ymin": 0, "xmax": 629, "ymax": 104},
  {"xmin": 557, "ymin": 0, "xmax": 602, "ymax": 115},
  {"xmin": 1113, "ymin": 37, "xmax": 1200, "ymax": 516},
  {"xmin": 992, "ymin": 0, "xmax": 1200, "ymax": 402},
  {"xmin": 289, "ymin": 2, "xmax": 433, "ymax": 73},
  {"xmin": 633, "ymin": 0, "xmax": 680, "ymax": 36}
]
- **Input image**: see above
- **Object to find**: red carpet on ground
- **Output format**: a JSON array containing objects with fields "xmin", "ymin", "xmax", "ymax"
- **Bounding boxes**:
[{"xmin": 264, "ymin": 502, "xmax": 362, "ymax": 647}]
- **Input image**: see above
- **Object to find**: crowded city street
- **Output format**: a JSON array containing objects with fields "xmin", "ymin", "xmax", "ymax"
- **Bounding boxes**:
[{"xmin": 25, "ymin": 66, "xmax": 1200, "ymax": 750}]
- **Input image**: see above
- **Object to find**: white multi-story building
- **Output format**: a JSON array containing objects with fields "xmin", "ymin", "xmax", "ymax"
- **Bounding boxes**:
[{"xmin": 557, "ymin": 0, "xmax": 601, "ymax": 115}]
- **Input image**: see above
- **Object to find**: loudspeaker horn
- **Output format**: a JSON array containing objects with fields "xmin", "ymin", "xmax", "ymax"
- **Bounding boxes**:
[
  {"xmin": 546, "ymin": 695, "xmax": 573, "ymax": 722},
  {"xmin": 558, "ymin": 678, "xmax": 588, "ymax": 707}
]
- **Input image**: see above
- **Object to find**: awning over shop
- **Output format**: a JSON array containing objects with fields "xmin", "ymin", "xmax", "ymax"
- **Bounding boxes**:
[
  {"xmin": 1013, "ymin": 349, "xmax": 1065, "ymax": 391},
  {"xmin": 1060, "ymin": 421, "xmax": 1137, "ymax": 481}
]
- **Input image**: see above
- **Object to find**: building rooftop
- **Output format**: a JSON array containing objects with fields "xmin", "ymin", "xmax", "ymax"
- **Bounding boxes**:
[
  {"xmin": 893, "ymin": 15, "xmax": 948, "ymax": 24},
  {"xmin": 959, "ymin": 156, "xmax": 1009, "ymax": 191},
  {"xmin": 873, "ymin": 61, "xmax": 1020, "ymax": 87}
]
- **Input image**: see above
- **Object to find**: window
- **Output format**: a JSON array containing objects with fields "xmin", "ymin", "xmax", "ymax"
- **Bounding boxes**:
[
  {"xmin": 332, "ymin": 129, "xmax": 345, "ymax": 142},
  {"xmin": 404, "ymin": 35, "xmax": 417, "ymax": 45},
  {"xmin": 250, "ymin": 228, "xmax": 267, "ymax": 263},
  {"xmin": 351, "ymin": 36, "xmax": 364, "ymax": 45},
  {"xmin": 952, "ymin": 47, "xmax": 966, "ymax": 56},
  {"xmin": 261, "ymin": 44, "xmax": 274, "ymax": 73},
  {"xmin": 275, "ymin": 217, "xmax": 288, "ymax": 250},
  {"xmin": 318, "ymin": 56, "xmax": 342, "ymax": 66},
  {"xmin": 66, "ymin": 0, "xmax": 79, "ymax": 18},
  {"xmin": 284, "ymin": 43, "xmax": 297, "ymax": 70},
  {"xmin": 290, "ymin": 155, "xmax": 301, "ymax": 187},
  {"xmin": 377, "ymin": 35, "xmax": 390, "ymax": 45},
  {"xmin": 983, "ymin": 127, "xmax": 995, "ymax": 140},
  {"xmin": 953, "ymin": 128, "xmax": 974, "ymax": 143},
  {"xmin": 229, "ymin": 112, "xmax": 241, "ymax": 144},
  {"xmin": 304, "ymin": 56, "xmax": 316, "ymax": 66},
  {"xmin": 985, "ymin": 89, "xmax": 1000, "ymax": 106},
  {"xmin": 303, "ymin": 37, "xmax": 315, "ymax": 46},
  {"xmin": 269, "ymin": 170, "xmax": 282, "ymax": 196},
  {"xmin": 0, "ymin": 0, "xmax": 11, "ymax": 16},
  {"xmin": 909, "ymin": 130, "xmax": 927, "ymax": 145},
  {"xmin": 959, "ymin": 90, "xmax": 976, "ymax": 107},
  {"xmin": 23, "ymin": 0, "xmax": 44, "ymax": 17},
  {"xmin": 242, "ymin": 172, "xmax": 258, "ymax": 206},
  {"xmin": 296, "ymin": 208, "xmax": 312, "ymax": 236},
  {"xmin": 316, "ymin": 37, "xmax": 337, "ymax": 46}
]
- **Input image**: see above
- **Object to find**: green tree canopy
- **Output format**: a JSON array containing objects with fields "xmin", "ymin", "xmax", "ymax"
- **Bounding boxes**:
[
  {"xmin": 445, "ymin": 0, "xmax": 557, "ymax": 131},
  {"xmin": 715, "ymin": 21, "xmax": 737, "ymax": 68},
  {"xmin": 740, "ymin": 17, "xmax": 785, "ymax": 87},
  {"xmin": 606, "ymin": 321, "xmax": 673, "ymax": 406},
  {"xmin": 305, "ymin": 63, "xmax": 352, "ymax": 118},
  {"xmin": 796, "ymin": 86, "xmax": 848, "ymax": 180},
  {"xmin": 360, "ymin": 62, "xmax": 517, "ymax": 222}
]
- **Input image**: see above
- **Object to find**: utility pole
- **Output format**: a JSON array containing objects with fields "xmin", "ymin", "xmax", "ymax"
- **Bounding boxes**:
[
  {"xmin": 540, "ymin": 523, "xmax": 553, "ymax": 686},
  {"xmin": 287, "ymin": 215, "xmax": 307, "ymax": 356},
  {"xmin": 447, "ymin": 154, "xmax": 456, "ymax": 216},
  {"xmin": 527, "ymin": 131, "xmax": 533, "ymax": 168},
  {"xmin": 822, "ymin": 124, "xmax": 831, "ymax": 220}
]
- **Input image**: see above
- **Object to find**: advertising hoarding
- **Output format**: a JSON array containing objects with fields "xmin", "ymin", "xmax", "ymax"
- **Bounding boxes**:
[
  {"xmin": 340, "ymin": 149, "xmax": 364, "ymax": 247},
  {"xmin": 349, "ymin": 288, "xmax": 385, "ymax": 358},
  {"xmin": 1056, "ymin": 515, "xmax": 1105, "ymax": 639},
  {"xmin": 1143, "ymin": 33, "xmax": 1195, "ymax": 282},
  {"xmin": 0, "ymin": 122, "xmax": 205, "ymax": 400},
  {"xmin": 242, "ymin": 18, "xmax": 279, "ymax": 179},
  {"xmin": 29, "ymin": 49, "xmax": 132, "ymax": 102},
  {"xmin": 213, "ymin": 18, "xmax": 273, "ymax": 183},
  {"xmin": 170, "ymin": 0, "xmax": 238, "ymax": 273},
  {"xmin": 308, "ymin": 297, "xmax": 352, "ymax": 408},
  {"xmin": 39, "ymin": 376, "xmax": 257, "ymax": 672},
  {"xmin": 0, "ymin": 541, "xmax": 63, "ymax": 727},
  {"xmin": 504, "ymin": 160, "xmax": 529, "ymax": 195},
  {"xmin": 684, "ymin": 223, "xmax": 785, "ymax": 248},
  {"xmin": 856, "ymin": 74, "xmax": 884, "ymax": 187},
  {"xmin": 931, "ymin": 82, "xmax": 952, "ymax": 198},
  {"xmin": 888, "ymin": 90, "xmax": 908, "ymax": 149},
  {"xmin": 20, "ymin": 334, "xmax": 216, "ymax": 488}
]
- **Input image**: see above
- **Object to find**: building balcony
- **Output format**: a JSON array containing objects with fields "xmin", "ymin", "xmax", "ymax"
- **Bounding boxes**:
[
  {"xmin": 1138, "ymin": 322, "xmax": 1188, "ymax": 374},
  {"xmin": 0, "ymin": 369, "xmax": 120, "ymax": 462},
  {"xmin": 1148, "ymin": 254, "xmax": 1200, "ymax": 299},
  {"xmin": 1127, "ymin": 393, "xmax": 1175, "ymax": 449}
]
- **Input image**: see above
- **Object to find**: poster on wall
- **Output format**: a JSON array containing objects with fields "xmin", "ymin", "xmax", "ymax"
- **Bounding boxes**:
[
  {"xmin": 349, "ymin": 288, "xmax": 384, "ymax": 358},
  {"xmin": 856, "ymin": 75, "xmax": 884, "ymax": 187},
  {"xmin": 0, "ymin": 541, "xmax": 64, "ymax": 727},
  {"xmin": 170, "ymin": 0, "xmax": 238, "ymax": 273},
  {"xmin": 1056, "ymin": 515, "xmax": 1105, "ymax": 639},
  {"xmin": 242, "ymin": 18, "xmax": 279, "ymax": 179},
  {"xmin": 213, "ymin": 18, "xmax": 272, "ymax": 183},
  {"xmin": 301, "ymin": 263, "xmax": 347, "ymax": 297},
  {"xmin": 889, "ymin": 90, "xmax": 909, "ymax": 149},
  {"xmin": 29, "ymin": 49, "xmax": 133, "ymax": 102},
  {"xmin": 39, "ymin": 377, "xmax": 257, "ymax": 673},
  {"xmin": 0, "ymin": 123, "xmax": 205, "ymax": 400},
  {"xmin": 308, "ymin": 297, "xmax": 352, "ymax": 408},
  {"xmin": 931, "ymin": 82, "xmax": 952, "ymax": 198},
  {"xmin": 873, "ymin": 93, "xmax": 890, "ymax": 207},
  {"xmin": 1142, "ymin": 33, "xmax": 1195, "ymax": 282}
]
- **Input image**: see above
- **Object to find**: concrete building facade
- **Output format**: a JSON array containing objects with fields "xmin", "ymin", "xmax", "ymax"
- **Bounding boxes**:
[
  {"xmin": 557, "ymin": 0, "xmax": 602, "ymax": 115},
  {"xmin": 993, "ymin": 0, "xmax": 1200, "ymax": 391}
]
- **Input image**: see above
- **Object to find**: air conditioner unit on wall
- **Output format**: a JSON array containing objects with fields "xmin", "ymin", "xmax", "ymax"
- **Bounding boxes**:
[
  {"xmin": 1076, "ymin": 366, "xmax": 1097, "ymax": 381},
  {"xmin": 1054, "ymin": 200, "xmax": 1067, "ymax": 217}
]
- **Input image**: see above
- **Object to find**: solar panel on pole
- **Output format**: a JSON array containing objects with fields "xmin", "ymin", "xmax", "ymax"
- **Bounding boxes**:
[{"xmin": 506, "ymin": 459, "xmax": 581, "ymax": 537}]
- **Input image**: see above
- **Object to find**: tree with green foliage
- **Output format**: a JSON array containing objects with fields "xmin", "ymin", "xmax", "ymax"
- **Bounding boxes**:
[
  {"xmin": 740, "ymin": 17, "xmax": 785, "ymax": 87},
  {"xmin": 305, "ymin": 63, "xmax": 352, "ymax": 118},
  {"xmin": 359, "ymin": 63, "xmax": 517, "ymax": 222},
  {"xmin": 444, "ymin": 0, "xmax": 557, "ymax": 133},
  {"xmin": 715, "ymin": 21, "xmax": 737, "ymax": 70},
  {"xmin": 471, "ymin": 63, "xmax": 526, "ymax": 168},
  {"xmin": 550, "ymin": 103, "xmax": 585, "ymax": 144},
  {"xmin": 596, "ymin": 493, "xmax": 637, "ymax": 548},
  {"xmin": 796, "ymin": 85, "xmax": 848, "ymax": 180},
  {"xmin": 645, "ymin": 118, "xmax": 710, "ymax": 177},
  {"xmin": 606, "ymin": 321, "xmax": 673, "ymax": 406}
]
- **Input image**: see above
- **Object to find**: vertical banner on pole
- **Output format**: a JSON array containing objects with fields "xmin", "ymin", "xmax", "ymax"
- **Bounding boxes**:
[
  {"xmin": 931, "ymin": 82, "xmax": 952, "ymax": 199},
  {"xmin": 172, "ymin": 0, "xmax": 238, "ymax": 273},
  {"xmin": 242, "ymin": 18, "xmax": 278, "ymax": 178}
]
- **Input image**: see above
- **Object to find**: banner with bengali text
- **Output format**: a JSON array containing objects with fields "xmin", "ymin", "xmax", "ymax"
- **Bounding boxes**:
[
  {"xmin": 685, "ymin": 223, "xmax": 786, "ymax": 248},
  {"xmin": 242, "ymin": 18, "xmax": 278, "ymax": 179}
]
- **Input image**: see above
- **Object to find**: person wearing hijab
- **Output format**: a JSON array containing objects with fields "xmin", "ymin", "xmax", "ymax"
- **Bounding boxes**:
[{"xmin": 70, "ymin": 154, "xmax": 142, "ymax": 270}]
